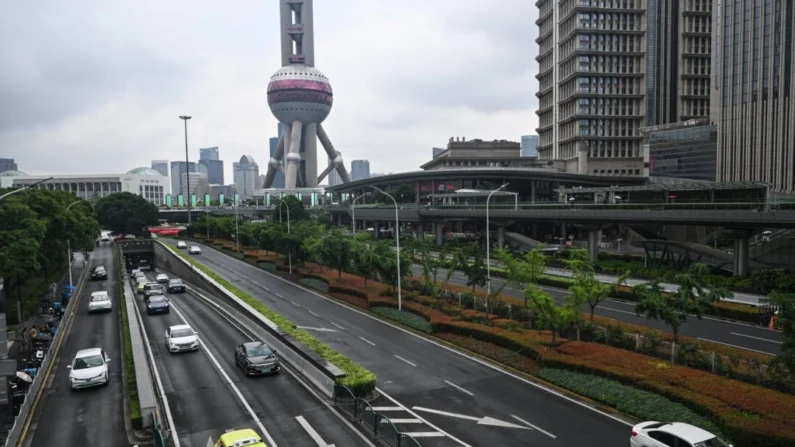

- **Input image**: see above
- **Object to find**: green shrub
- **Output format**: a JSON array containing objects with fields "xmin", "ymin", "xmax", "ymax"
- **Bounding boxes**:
[
  {"xmin": 164, "ymin": 242, "xmax": 376, "ymax": 396},
  {"xmin": 256, "ymin": 261, "xmax": 277, "ymax": 272},
  {"xmin": 538, "ymin": 368, "xmax": 723, "ymax": 436},
  {"xmin": 371, "ymin": 306, "xmax": 432, "ymax": 333},
  {"xmin": 300, "ymin": 277, "xmax": 329, "ymax": 293}
]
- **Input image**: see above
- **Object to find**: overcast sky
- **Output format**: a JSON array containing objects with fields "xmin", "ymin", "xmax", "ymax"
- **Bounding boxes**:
[{"xmin": 0, "ymin": 0, "xmax": 539, "ymax": 182}]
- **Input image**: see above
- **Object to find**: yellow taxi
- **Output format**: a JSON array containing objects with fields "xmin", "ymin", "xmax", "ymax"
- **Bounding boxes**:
[{"xmin": 214, "ymin": 429, "xmax": 267, "ymax": 447}]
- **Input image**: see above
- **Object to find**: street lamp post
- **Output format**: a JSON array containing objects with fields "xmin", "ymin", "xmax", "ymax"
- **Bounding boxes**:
[
  {"xmin": 370, "ymin": 186, "xmax": 402, "ymax": 311},
  {"xmin": 206, "ymin": 209, "xmax": 210, "ymax": 240},
  {"xmin": 351, "ymin": 192, "xmax": 369, "ymax": 234},
  {"xmin": 179, "ymin": 115, "xmax": 192, "ymax": 225},
  {"xmin": 65, "ymin": 200, "xmax": 82, "ymax": 287},
  {"xmin": 0, "ymin": 177, "xmax": 54, "ymax": 201},
  {"xmin": 234, "ymin": 198, "xmax": 240, "ymax": 252},
  {"xmin": 486, "ymin": 183, "xmax": 509, "ymax": 296},
  {"xmin": 278, "ymin": 200, "xmax": 292, "ymax": 274}
]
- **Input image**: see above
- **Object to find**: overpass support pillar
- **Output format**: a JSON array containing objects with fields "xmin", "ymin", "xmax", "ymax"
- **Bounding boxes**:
[
  {"xmin": 587, "ymin": 229, "xmax": 601, "ymax": 263},
  {"xmin": 497, "ymin": 226, "xmax": 505, "ymax": 249},
  {"xmin": 416, "ymin": 223, "xmax": 425, "ymax": 240},
  {"xmin": 374, "ymin": 221, "xmax": 381, "ymax": 239},
  {"xmin": 436, "ymin": 223, "xmax": 444, "ymax": 246}
]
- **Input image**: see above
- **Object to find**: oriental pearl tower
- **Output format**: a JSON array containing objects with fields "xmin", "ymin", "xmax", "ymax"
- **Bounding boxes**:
[{"xmin": 263, "ymin": 0, "xmax": 351, "ymax": 189}]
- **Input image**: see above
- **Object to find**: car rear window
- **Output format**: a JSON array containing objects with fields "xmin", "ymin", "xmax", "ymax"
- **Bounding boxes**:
[
  {"xmin": 169, "ymin": 279, "xmax": 183, "ymax": 285},
  {"xmin": 149, "ymin": 296, "xmax": 166, "ymax": 303}
]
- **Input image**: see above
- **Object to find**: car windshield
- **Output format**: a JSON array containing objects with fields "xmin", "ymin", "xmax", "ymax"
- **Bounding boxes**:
[
  {"xmin": 246, "ymin": 345, "xmax": 273, "ymax": 357},
  {"xmin": 169, "ymin": 279, "xmax": 182, "ymax": 285},
  {"xmin": 74, "ymin": 355, "xmax": 104, "ymax": 369},
  {"xmin": 694, "ymin": 438, "xmax": 732, "ymax": 447},
  {"xmin": 171, "ymin": 329, "xmax": 194, "ymax": 338},
  {"xmin": 90, "ymin": 294, "xmax": 108, "ymax": 302},
  {"xmin": 149, "ymin": 296, "xmax": 167, "ymax": 303}
]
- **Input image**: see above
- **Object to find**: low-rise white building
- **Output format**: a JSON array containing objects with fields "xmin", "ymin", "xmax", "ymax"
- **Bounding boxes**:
[{"xmin": 0, "ymin": 167, "xmax": 170, "ymax": 205}]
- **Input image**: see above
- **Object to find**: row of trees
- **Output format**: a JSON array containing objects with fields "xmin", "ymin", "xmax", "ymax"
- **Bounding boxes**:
[{"xmin": 0, "ymin": 188, "xmax": 101, "ymax": 320}]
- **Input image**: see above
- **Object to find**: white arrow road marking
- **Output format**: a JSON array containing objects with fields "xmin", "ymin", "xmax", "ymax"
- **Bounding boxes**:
[
  {"xmin": 206, "ymin": 437, "xmax": 214, "ymax": 447},
  {"xmin": 296, "ymin": 415, "xmax": 336, "ymax": 447},
  {"xmin": 402, "ymin": 432, "xmax": 446, "ymax": 438},
  {"xmin": 412, "ymin": 407, "xmax": 530, "ymax": 429},
  {"xmin": 511, "ymin": 415, "xmax": 557, "ymax": 439},
  {"xmin": 296, "ymin": 326, "xmax": 339, "ymax": 332}
]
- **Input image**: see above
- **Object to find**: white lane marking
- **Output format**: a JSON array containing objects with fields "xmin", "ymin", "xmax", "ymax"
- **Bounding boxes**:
[
  {"xmin": 377, "ymin": 390, "xmax": 469, "ymax": 446},
  {"xmin": 386, "ymin": 419, "xmax": 423, "ymax": 424},
  {"xmin": 275, "ymin": 293, "xmax": 284, "ymax": 299},
  {"xmin": 308, "ymin": 310, "xmax": 321, "ymax": 318},
  {"xmin": 511, "ymin": 415, "xmax": 557, "ymax": 439},
  {"xmin": 372, "ymin": 406, "xmax": 403, "ymax": 411},
  {"xmin": 696, "ymin": 338, "xmax": 777, "ymax": 356},
  {"xmin": 192, "ymin": 241, "xmax": 634, "ymax": 428},
  {"xmin": 358, "ymin": 336, "xmax": 376, "ymax": 346},
  {"xmin": 170, "ymin": 303, "xmax": 278, "ymax": 447},
  {"xmin": 730, "ymin": 332, "xmax": 782, "ymax": 344},
  {"xmin": 295, "ymin": 415, "xmax": 335, "ymax": 447},
  {"xmin": 260, "ymin": 285, "xmax": 271, "ymax": 292},
  {"xmin": 331, "ymin": 322, "xmax": 345, "ymax": 330},
  {"xmin": 291, "ymin": 300, "xmax": 301, "ymax": 307},
  {"xmin": 394, "ymin": 355, "xmax": 417, "ymax": 367},
  {"xmin": 182, "ymin": 284, "xmax": 377, "ymax": 447},
  {"xmin": 444, "ymin": 380, "xmax": 474, "ymax": 396},
  {"xmin": 599, "ymin": 306, "xmax": 638, "ymax": 316},
  {"xmin": 402, "ymin": 432, "xmax": 446, "ymax": 438},
  {"xmin": 412, "ymin": 407, "xmax": 529, "ymax": 429}
]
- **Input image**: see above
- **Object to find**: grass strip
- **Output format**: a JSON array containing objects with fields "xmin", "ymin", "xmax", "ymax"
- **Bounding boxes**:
[
  {"xmin": 371, "ymin": 307, "xmax": 432, "ymax": 333},
  {"xmin": 114, "ymin": 244, "xmax": 142, "ymax": 428},
  {"xmin": 165, "ymin": 242, "xmax": 376, "ymax": 396}
]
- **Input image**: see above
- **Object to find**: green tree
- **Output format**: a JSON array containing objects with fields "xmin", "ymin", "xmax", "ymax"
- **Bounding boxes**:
[
  {"xmin": 274, "ymin": 196, "xmax": 309, "ymax": 222},
  {"xmin": 564, "ymin": 248, "xmax": 629, "ymax": 321},
  {"xmin": 464, "ymin": 244, "xmax": 487, "ymax": 292},
  {"xmin": 374, "ymin": 183, "xmax": 416, "ymax": 204},
  {"xmin": 525, "ymin": 285, "xmax": 572, "ymax": 343},
  {"xmin": 351, "ymin": 235, "xmax": 378, "ymax": 285},
  {"xmin": 673, "ymin": 263, "xmax": 733, "ymax": 315},
  {"xmin": 95, "ymin": 192, "xmax": 159, "ymax": 237},
  {"xmin": 765, "ymin": 292, "xmax": 795, "ymax": 378},
  {"xmin": 634, "ymin": 280, "xmax": 689, "ymax": 341},
  {"xmin": 320, "ymin": 230, "xmax": 352, "ymax": 279},
  {"xmin": 496, "ymin": 246, "xmax": 547, "ymax": 308},
  {"xmin": 0, "ymin": 197, "xmax": 47, "ymax": 316}
]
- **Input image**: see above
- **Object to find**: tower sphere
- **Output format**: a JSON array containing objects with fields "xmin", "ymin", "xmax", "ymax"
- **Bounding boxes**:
[{"xmin": 267, "ymin": 64, "xmax": 333, "ymax": 125}]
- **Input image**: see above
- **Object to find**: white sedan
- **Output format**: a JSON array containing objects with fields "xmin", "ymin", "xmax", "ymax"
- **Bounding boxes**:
[
  {"xmin": 165, "ymin": 324, "xmax": 199, "ymax": 353},
  {"xmin": 88, "ymin": 291, "xmax": 112, "ymax": 313},
  {"xmin": 67, "ymin": 348, "xmax": 111, "ymax": 390},
  {"xmin": 177, "ymin": 241, "xmax": 187, "ymax": 249},
  {"xmin": 188, "ymin": 246, "xmax": 201, "ymax": 254},
  {"xmin": 156, "ymin": 273, "xmax": 169, "ymax": 283},
  {"xmin": 631, "ymin": 422, "xmax": 732, "ymax": 447}
]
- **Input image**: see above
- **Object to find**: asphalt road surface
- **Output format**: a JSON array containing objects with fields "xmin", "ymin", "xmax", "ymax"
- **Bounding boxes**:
[
  {"xmin": 25, "ymin": 244, "xmax": 129, "ymax": 447},
  {"xmin": 165, "ymin": 240, "xmax": 634, "ymax": 447},
  {"xmin": 412, "ymin": 265, "xmax": 783, "ymax": 356},
  {"xmin": 138, "ymin": 272, "xmax": 372, "ymax": 447}
]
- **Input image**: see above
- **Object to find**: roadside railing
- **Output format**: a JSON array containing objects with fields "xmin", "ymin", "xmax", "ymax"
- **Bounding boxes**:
[
  {"xmin": 348, "ymin": 201, "xmax": 794, "ymax": 211},
  {"xmin": 333, "ymin": 385, "xmax": 421, "ymax": 447}
]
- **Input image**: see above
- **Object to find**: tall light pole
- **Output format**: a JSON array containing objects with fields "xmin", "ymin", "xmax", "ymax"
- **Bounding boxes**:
[
  {"xmin": 371, "ymin": 186, "xmax": 402, "ymax": 311},
  {"xmin": 486, "ymin": 183, "xmax": 509, "ymax": 296},
  {"xmin": 206, "ymin": 209, "xmax": 210, "ymax": 240},
  {"xmin": 65, "ymin": 200, "xmax": 82, "ymax": 287},
  {"xmin": 0, "ymin": 177, "xmax": 54, "ymax": 201},
  {"xmin": 179, "ymin": 115, "xmax": 192, "ymax": 225},
  {"xmin": 351, "ymin": 192, "xmax": 369, "ymax": 234},
  {"xmin": 278, "ymin": 200, "xmax": 292, "ymax": 274},
  {"xmin": 234, "ymin": 197, "xmax": 240, "ymax": 252}
]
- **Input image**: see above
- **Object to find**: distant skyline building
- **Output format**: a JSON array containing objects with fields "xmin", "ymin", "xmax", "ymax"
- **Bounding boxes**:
[
  {"xmin": 351, "ymin": 160, "xmax": 370, "ymax": 181},
  {"xmin": 198, "ymin": 147, "xmax": 224, "ymax": 185},
  {"xmin": 520, "ymin": 135, "xmax": 539, "ymax": 158},
  {"xmin": 234, "ymin": 155, "xmax": 260, "ymax": 200},
  {"xmin": 268, "ymin": 123, "xmax": 286, "ymax": 188},
  {"xmin": 0, "ymin": 158, "xmax": 18, "ymax": 173},
  {"xmin": 262, "ymin": 0, "xmax": 351, "ymax": 189},
  {"xmin": 169, "ymin": 161, "xmax": 196, "ymax": 197},
  {"xmin": 151, "ymin": 160, "xmax": 169, "ymax": 178},
  {"xmin": 181, "ymin": 171, "xmax": 210, "ymax": 200},
  {"xmin": 327, "ymin": 157, "xmax": 342, "ymax": 186},
  {"xmin": 714, "ymin": 0, "xmax": 794, "ymax": 193},
  {"xmin": 199, "ymin": 147, "xmax": 219, "ymax": 161}
]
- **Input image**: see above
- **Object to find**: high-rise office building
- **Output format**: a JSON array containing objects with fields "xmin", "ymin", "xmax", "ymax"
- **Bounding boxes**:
[
  {"xmin": 351, "ymin": 160, "xmax": 371, "ymax": 181},
  {"xmin": 198, "ymin": 147, "xmax": 224, "ymax": 185},
  {"xmin": 181, "ymin": 171, "xmax": 210, "ymax": 199},
  {"xmin": 199, "ymin": 147, "xmax": 219, "ymax": 161},
  {"xmin": 268, "ymin": 123, "xmax": 287, "ymax": 188},
  {"xmin": 327, "ymin": 158, "xmax": 342, "ymax": 186},
  {"xmin": 0, "ymin": 158, "xmax": 18, "ymax": 173},
  {"xmin": 169, "ymin": 161, "xmax": 196, "ymax": 197},
  {"xmin": 233, "ymin": 155, "xmax": 260, "ymax": 200},
  {"xmin": 520, "ymin": 135, "xmax": 539, "ymax": 158},
  {"xmin": 151, "ymin": 160, "xmax": 169, "ymax": 178},
  {"xmin": 713, "ymin": 0, "xmax": 794, "ymax": 193},
  {"xmin": 432, "ymin": 147, "xmax": 445, "ymax": 158}
]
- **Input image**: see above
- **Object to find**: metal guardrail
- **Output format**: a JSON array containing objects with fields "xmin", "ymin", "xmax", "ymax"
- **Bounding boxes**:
[
  {"xmin": 3, "ymin": 265, "xmax": 89, "ymax": 447},
  {"xmin": 333, "ymin": 385, "xmax": 421, "ymax": 447},
  {"xmin": 346, "ymin": 201, "xmax": 792, "ymax": 211}
]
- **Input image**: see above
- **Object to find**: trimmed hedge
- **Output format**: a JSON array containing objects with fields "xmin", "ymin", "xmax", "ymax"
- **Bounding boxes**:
[
  {"xmin": 113, "ymin": 244, "xmax": 142, "ymax": 429},
  {"xmin": 538, "ymin": 368, "xmax": 722, "ymax": 436},
  {"xmin": 164, "ymin": 242, "xmax": 377, "ymax": 396},
  {"xmin": 371, "ymin": 307, "xmax": 432, "ymax": 333},
  {"xmin": 256, "ymin": 260, "xmax": 277, "ymax": 272},
  {"xmin": 299, "ymin": 277, "xmax": 329, "ymax": 293}
]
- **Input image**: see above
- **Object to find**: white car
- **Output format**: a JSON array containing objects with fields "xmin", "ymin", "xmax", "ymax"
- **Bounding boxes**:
[
  {"xmin": 165, "ymin": 324, "xmax": 199, "ymax": 353},
  {"xmin": 67, "ymin": 348, "xmax": 111, "ymax": 390},
  {"xmin": 188, "ymin": 246, "xmax": 201, "ymax": 254},
  {"xmin": 631, "ymin": 422, "xmax": 732, "ymax": 447},
  {"xmin": 88, "ymin": 291, "xmax": 112, "ymax": 313},
  {"xmin": 156, "ymin": 273, "xmax": 169, "ymax": 283},
  {"xmin": 177, "ymin": 241, "xmax": 187, "ymax": 249}
]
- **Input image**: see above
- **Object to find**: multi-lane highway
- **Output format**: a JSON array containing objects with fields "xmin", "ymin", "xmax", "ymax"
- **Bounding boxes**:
[
  {"xmin": 136, "ymin": 271, "xmax": 372, "ymax": 447},
  {"xmin": 411, "ymin": 265, "xmax": 783, "ymax": 355},
  {"xmin": 24, "ymin": 244, "xmax": 129, "ymax": 447},
  {"xmin": 164, "ymin": 240, "xmax": 634, "ymax": 447}
]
